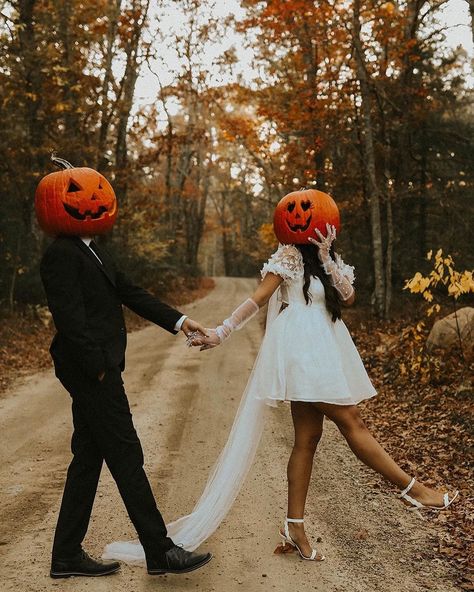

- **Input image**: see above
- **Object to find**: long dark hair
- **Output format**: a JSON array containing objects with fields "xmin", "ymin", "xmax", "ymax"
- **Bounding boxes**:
[{"xmin": 295, "ymin": 243, "xmax": 341, "ymax": 322}]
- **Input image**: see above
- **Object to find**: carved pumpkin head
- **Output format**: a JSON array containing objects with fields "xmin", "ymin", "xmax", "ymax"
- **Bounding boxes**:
[
  {"xmin": 273, "ymin": 189, "xmax": 340, "ymax": 244},
  {"xmin": 35, "ymin": 156, "xmax": 118, "ymax": 236}
]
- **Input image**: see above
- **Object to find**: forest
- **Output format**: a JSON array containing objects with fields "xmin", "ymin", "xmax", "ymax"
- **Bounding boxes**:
[
  {"xmin": 0, "ymin": 0, "xmax": 473, "ymax": 586},
  {"xmin": 0, "ymin": 0, "xmax": 472, "ymax": 316}
]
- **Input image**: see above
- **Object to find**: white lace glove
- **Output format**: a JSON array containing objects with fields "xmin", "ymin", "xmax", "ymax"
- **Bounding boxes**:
[
  {"xmin": 187, "ymin": 298, "xmax": 260, "ymax": 350},
  {"xmin": 308, "ymin": 223, "xmax": 355, "ymax": 302}
]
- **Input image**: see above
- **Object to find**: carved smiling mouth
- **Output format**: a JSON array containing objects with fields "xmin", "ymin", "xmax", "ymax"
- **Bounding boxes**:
[
  {"xmin": 63, "ymin": 203, "xmax": 109, "ymax": 221},
  {"xmin": 286, "ymin": 214, "xmax": 312, "ymax": 232}
]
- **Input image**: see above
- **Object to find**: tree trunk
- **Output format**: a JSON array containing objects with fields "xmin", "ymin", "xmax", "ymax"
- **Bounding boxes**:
[
  {"xmin": 300, "ymin": 20, "xmax": 325, "ymax": 186},
  {"xmin": 375, "ymin": 90, "xmax": 394, "ymax": 317},
  {"xmin": 157, "ymin": 80, "xmax": 176, "ymax": 234},
  {"xmin": 384, "ymin": 188, "xmax": 393, "ymax": 317},
  {"xmin": 466, "ymin": 0, "xmax": 474, "ymax": 45},
  {"xmin": 114, "ymin": 0, "xmax": 150, "ymax": 204},
  {"xmin": 57, "ymin": 0, "xmax": 83, "ymax": 164},
  {"xmin": 8, "ymin": 233, "xmax": 22, "ymax": 313},
  {"xmin": 17, "ymin": 0, "xmax": 47, "ymax": 268},
  {"xmin": 97, "ymin": 0, "xmax": 122, "ymax": 171},
  {"xmin": 419, "ymin": 125, "xmax": 428, "ymax": 258},
  {"xmin": 183, "ymin": 146, "xmax": 209, "ymax": 268},
  {"xmin": 352, "ymin": 0, "xmax": 386, "ymax": 317}
]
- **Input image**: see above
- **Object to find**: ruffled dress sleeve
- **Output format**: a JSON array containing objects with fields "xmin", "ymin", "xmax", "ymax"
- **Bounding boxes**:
[{"xmin": 261, "ymin": 244, "xmax": 304, "ymax": 281}]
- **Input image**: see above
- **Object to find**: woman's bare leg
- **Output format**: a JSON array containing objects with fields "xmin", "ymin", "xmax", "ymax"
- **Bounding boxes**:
[
  {"xmin": 283, "ymin": 402, "xmax": 324, "ymax": 559},
  {"xmin": 314, "ymin": 402, "xmax": 449, "ymax": 507}
]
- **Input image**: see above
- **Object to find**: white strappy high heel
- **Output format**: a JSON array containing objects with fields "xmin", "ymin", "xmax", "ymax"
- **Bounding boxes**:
[
  {"xmin": 400, "ymin": 477, "xmax": 459, "ymax": 511},
  {"xmin": 279, "ymin": 517, "xmax": 325, "ymax": 561}
]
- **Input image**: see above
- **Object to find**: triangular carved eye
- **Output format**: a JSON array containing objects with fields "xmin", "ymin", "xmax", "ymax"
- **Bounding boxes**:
[
  {"xmin": 98, "ymin": 182, "xmax": 103, "ymax": 189},
  {"xmin": 67, "ymin": 180, "xmax": 81, "ymax": 193}
]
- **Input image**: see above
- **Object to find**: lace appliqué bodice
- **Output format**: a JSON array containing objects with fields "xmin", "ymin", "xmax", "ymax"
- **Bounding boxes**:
[
  {"xmin": 260, "ymin": 244, "xmax": 304, "ymax": 282},
  {"xmin": 261, "ymin": 243, "xmax": 356, "ymax": 307}
]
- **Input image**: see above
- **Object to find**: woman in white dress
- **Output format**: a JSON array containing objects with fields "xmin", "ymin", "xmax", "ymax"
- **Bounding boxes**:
[
  {"xmin": 191, "ymin": 223, "xmax": 458, "ymax": 561},
  {"xmin": 104, "ymin": 221, "xmax": 458, "ymax": 565}
]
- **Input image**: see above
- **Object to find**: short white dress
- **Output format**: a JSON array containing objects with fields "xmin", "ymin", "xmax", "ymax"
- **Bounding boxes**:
[{"xmin": 252, "ymin": 244, "xmax": 377, "ymax": 406}]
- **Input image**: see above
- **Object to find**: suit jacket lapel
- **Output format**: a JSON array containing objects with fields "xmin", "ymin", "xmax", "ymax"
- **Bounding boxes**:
[{"xmin": 72, "ymin": 237, "xmax": 117, "ymax": 287}]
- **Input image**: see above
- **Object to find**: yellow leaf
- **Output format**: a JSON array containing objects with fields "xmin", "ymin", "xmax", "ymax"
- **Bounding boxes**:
[
  {"xmin": 459, "ymin": 272, "xmax": 474, "ymax": 294},
  {"xmin": 419, "ymin": 277, "xmax": 431, "ymax": 292},
  {"xmin": 404, "ymin": 272, "xmax": 422, "ymax": 292},
  {"xmin": 448, "ymin": 283, "xmax": 460, "ymax": 298}
]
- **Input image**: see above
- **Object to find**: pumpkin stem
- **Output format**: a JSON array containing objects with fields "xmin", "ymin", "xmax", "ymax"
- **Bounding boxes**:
[{"xmin": 51, "ymin": 153, "xmax": 74, "ymax": 170}]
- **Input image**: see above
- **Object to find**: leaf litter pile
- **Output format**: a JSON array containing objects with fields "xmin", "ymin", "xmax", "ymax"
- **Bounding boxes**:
[{"xmin": 346, "ymin": 309, "xmax": 473, "ymax": 590}]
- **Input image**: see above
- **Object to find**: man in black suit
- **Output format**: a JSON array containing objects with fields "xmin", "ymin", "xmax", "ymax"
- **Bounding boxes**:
[{"xmin": 40, "ymin": 235, "xmax": 212, "ymax": 578}]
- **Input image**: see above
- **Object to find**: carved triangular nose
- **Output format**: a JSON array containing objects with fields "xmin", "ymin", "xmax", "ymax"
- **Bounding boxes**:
[{"xmin": 91, "ymin": 193, "xmax": 99, "ymax": 201}]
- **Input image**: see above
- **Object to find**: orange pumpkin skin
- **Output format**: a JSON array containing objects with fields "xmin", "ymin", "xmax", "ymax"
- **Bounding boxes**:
[
  {"xmin": 35, "ymin": 167, "xmax": 118, "ymax": 236},
  {"xmin": 273, "ymin": 189, "xmax": 340, "ymax": 244}
]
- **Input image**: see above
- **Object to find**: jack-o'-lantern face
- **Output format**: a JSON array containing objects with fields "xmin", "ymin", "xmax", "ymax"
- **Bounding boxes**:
[
  {"xmin": 273, "ymin": 189, "xmax": 340, "ymax": 244},
  {"xmin": 35, "ymin": 160, "xmax": 117, "ymax": 236}
]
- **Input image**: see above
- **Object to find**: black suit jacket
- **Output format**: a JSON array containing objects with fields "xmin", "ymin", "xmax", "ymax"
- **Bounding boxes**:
[{"xmin": 40, "ymin": 236, "xmax": 183, "ymax": 381}]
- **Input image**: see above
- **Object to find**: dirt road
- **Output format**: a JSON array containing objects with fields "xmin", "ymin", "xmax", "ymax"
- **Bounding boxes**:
[{"xmin": 0, "ymin": 277, "xmax": 459, "ymax": 592}]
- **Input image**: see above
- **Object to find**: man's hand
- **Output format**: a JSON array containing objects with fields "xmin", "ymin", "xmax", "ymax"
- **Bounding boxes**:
[{"xmin": 181, "ymin": 318, "xmax": 209, "ymax": 340}]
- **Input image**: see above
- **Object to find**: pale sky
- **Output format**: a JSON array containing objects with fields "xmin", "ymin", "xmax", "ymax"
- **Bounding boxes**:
[{"xmin": 134, "ymin": 0, "xmax": 474, "ymax": 111}]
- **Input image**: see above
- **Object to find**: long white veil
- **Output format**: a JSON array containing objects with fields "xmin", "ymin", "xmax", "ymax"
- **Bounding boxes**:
[{"xmin": 103, "ymin": 289, "xmax": 282, "ymax": 561}]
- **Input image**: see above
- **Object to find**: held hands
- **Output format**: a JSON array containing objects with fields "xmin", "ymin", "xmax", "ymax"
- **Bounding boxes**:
[
  {"xmin": 186, "ymin": 329, "xmax": 221, "ymax": 351},
  {"xmin": 183, "ymin": 319, "xmax": 219, "ymax": 351}
]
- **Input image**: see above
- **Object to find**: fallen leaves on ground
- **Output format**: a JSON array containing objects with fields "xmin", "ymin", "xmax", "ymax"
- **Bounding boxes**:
[{"xmin": 345, "ymin": 308, "xmax": 473, "ymax": 589}]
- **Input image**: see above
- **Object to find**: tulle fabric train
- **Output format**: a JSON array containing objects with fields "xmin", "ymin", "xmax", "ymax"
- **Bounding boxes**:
[{"xmin": 102, "ymin": 292, "xmax": 282, "ymax": 561}]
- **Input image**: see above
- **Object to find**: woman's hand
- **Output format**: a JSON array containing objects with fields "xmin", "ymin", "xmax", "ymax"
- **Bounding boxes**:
[
  {"xmin": 308, "ymin": 223, "xmax": 355, "ymax": 303},
  {"xmin": 308, "ymin": 223, "xmax": 337, "ymax": 262},
  {"xmin": 199, "ymin": 329, "xmax": 222, "ymax": 351}
]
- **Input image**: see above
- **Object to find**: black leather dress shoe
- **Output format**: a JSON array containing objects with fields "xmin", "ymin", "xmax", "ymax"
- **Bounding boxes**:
[
  {"xmin": 147, "ymin": 545, "xmax": 212, "ymax": 575},
  {"xmin": 50, "ymin": 550, "xmax": 120, "ymax": 578}
]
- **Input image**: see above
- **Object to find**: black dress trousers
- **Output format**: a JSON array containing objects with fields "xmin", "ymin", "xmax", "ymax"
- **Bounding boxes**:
[{"xmin": 52, "ymin": 363, "xmax": 174, "ymax": 564}]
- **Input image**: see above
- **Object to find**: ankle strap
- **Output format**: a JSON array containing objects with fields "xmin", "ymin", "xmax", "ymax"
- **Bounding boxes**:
[
  {"xmin": 286, "ymin": 517, "xmax": 304, "ymax": 523},
  {"xmin": 400, "ymin": 477, "xmax": 416, "ymax": 498}
]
